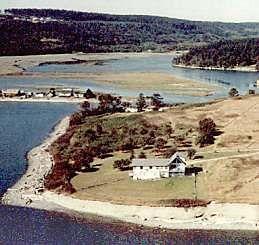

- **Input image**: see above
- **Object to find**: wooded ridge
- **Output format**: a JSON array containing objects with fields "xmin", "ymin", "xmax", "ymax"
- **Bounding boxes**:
[
  {"xmin": 174, "ymin": 38, "xmax": 259, "ymax": 70},
  {"xmin": 1, "ymin": 8, "xmax": 259, "ymax": 55}
]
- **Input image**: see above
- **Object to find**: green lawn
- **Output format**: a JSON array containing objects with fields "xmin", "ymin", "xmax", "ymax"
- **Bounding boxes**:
[{"xmin": 71, "ymin": 152, "xmax": 202, "ymax": 206}]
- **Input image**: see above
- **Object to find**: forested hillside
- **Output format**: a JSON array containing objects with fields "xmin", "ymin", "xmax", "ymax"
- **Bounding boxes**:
[
  {"xmin": 174, "ymin": 38, "xmax": 259, "ymax": 70},
  {"xmin": 1, "ymin": 8, "xmax": 259, "ymax": 55}
]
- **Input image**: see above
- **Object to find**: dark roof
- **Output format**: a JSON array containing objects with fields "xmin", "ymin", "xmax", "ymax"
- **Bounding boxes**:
[
  {"xmin": 131, "ymin": 159, "xmax": 169, "ymax": 167},
  {"xmin": 131, "ymin": 152, "xmax": 187, "ymax": 167}
]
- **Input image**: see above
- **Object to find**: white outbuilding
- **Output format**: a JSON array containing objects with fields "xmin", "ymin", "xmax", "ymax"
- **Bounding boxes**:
[{"xmin": 130, "ymin": 153, "xmax": 187, "ymax": 180}]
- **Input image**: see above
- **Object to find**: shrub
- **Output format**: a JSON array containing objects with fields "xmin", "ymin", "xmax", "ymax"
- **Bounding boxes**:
[
  {"xmin": 44, "ymin": 160, "xmax": 75, "ymax": 193},
  {"xmin": 197, "ymin": 118, "xmax": 216, "ymax": 147},
  {"xmin": 161, "ymin": 123, "xmax": 174, "ymax": 139},
  {"xmin": 71, "ymin": 148, "xmax": 93, "ymax": 171},
  {"xmin": 229, "ymin": 88, "xmax": 239, "ymax": 97},
  {"xmin": 144, "ymin": 136, "xmax": 156, "ymax": 146},
  {"xmin": 120, "ymin": 137, "xmax": 134, "ymax": 151},
  {"xmin": 96, "ymin": 124, "xmax": 103, "ymax": 135},
  {"xmin": 140, "ymin": 127, "xmax": 148, "ymax": 135},
  {"xmin": 130, "ymin": 149, "xmax": 135, "ymax": 160},
  {"xmin": 84, "ymin": 129, "xmax": 97, "ymax": 142},
  {"xmin": 163, "ymin": 146, "xmax": 177, "ymax": 158},
  {"xmin": 187, "ymin": 148, "xmax": 197, "ymax": 159},
  {"xmin": 113, "ymin": 159, "xmax": 131, "ymax": 171},
  {"xmin": 151, "ymin": 93, "xmax": 164, "ymax": 109},
  {"xmin": 155, "ymin": 137, "xmax": 167, "ymax": 150},
  {"xmin": 136, "ymin": 93, "xmax": 146, "ymax": 112},
  {"xmin": 69, "ymin": 112, "xmax": 83, "ymax": 126},
  {"xmin": 81, "ymin": 101, "xmax": 91, "ymax": 111},
  {"xmin": 138, "ymin": 151, "xmax": 146, "ymax": 158},
  {"xmin": 84, "ymin": 88, "xmax": 96, "ymax": 99}
]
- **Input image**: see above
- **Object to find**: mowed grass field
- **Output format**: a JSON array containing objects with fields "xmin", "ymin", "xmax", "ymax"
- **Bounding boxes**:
[
  {"xmin": 71, "ymin": 152, "xmax": 200, "ymax": 206},
  {"xmin": 71, "ymin": 95, "xmax": 259, "ymax": 205}
]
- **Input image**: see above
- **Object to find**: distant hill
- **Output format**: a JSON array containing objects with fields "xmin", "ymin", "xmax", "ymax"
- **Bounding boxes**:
[
  {"xmin": 174, "ymin": 38, "xmax": 259, "ymax": 70},
  {"xmin": 1, "ymin": 8, "xmax": 259, "ymax": 56}
]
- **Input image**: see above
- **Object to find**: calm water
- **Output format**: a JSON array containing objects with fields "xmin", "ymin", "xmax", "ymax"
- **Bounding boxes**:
[
  {"xmin": 0, "ymin": 205, "xmax": 258, "ymax": 244},
  {"xmin": 0, "ymin": 102, "xmax": 77, "ymax": 195}
]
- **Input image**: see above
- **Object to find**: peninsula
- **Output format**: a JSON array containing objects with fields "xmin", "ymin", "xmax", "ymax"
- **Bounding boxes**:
[{"xmin": 3, "ymin": 93, "xmax": 259, "ymax": 231}]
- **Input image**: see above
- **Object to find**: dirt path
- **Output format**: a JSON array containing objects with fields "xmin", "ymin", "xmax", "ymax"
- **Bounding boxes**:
[{"xmin": 191, "ymin": 150, "xmax": 259, "ymax": 164}]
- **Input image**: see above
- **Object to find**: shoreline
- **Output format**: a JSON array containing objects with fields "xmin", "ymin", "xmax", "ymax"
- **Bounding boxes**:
[
  {"xmin": 0, "ymin": 97, "xmax": 86, "ymax": 104},
  {"xmin": 1, "ymin": 117, "xmax": 71, "ymax": 211},
  {"xmin": 173, "ymin": 64, "xmax": 259, "ymax": 73},
  {"xmin": 2, "ymin": 115, "xmax": 259, "ymax": 231},
  {"xmin": 42, "ymin": 192, "xmax": 259, "ymax": 231}
]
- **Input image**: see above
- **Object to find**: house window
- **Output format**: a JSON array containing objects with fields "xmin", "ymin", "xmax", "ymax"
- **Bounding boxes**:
[
  {"xmin": 140, "ymin": 166, "xmax": 143, "ymax": 169},
  {"xmin": 149, "ymin": 166, "xmax": 152, "ymax": 169}
]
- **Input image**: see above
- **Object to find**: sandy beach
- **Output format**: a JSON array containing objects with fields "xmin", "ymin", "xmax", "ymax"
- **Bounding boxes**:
[
  {"xmin": 2, "ymin": 115, "xmax": 259, "ymax": 231},
  {"xmin": 42, "ymin": 192, "xmax": 259, "ymax": 231},
  {"xmin": 173, "ymin": 63, "xmax": 258, "ymax": 73},
  {"xmin": 1, "ymin": 116, "xmax": 71, "ymax": 210},
  {"xmin": 4, "ymin": 71, "xmax": 218, "ymax": 97}
]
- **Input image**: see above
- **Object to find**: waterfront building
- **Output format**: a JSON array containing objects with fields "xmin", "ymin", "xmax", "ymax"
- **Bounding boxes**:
[{"xmin": 130, "ymin": 153, "xmax": 187, "ymax": 180}]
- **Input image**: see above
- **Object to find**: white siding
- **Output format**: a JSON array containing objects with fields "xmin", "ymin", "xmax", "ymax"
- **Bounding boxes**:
[
  {"xmin": 130, "ymin": 153, "xmax": 187, "ymax": 180},
  {"xmin": 132, "ymin": 166, "xmax": 162, "ymax": 180}
]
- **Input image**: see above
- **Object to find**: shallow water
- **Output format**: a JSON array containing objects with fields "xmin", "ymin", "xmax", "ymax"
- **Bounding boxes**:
[
  {"xmin": 29, "ymin": 55, "xmax": 259, "ymax": 88},
  {"xmin": 3, "ymin": 54, "xmax": 259, "ymax": 104}
]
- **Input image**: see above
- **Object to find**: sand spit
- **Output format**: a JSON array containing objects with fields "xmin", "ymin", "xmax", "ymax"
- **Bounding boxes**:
[
  {"xmin": 173, "ymin": 64, "xmax": 258, "ymax": 73},
  {"xmin": 0, "ymin": 97, "xmax": 85, "ymax": 104},
  {"xmin": 0, "ymin": 52, "xmax": 172, "ymax": 76},
  {"xmin": 2, "ymin": 115, "xmax": 259, "ymax": 231}
]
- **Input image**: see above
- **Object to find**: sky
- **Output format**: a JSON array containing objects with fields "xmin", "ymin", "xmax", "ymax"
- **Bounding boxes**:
[{"xmin": 1, "ymin": 0, "xmax": 259, "ymax": 23}]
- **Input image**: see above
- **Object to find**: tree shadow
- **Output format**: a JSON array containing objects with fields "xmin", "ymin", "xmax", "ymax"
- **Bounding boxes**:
[
  {"xmin": 81, "ymin": 167, "xmax": 100, "ymax": 173},
  {"xmin": 214, "ymin": 129, "xmax": 224, "ymax": 137},
  {"xmin": 143, "ymin": 146, "xmax": 153, "ymax": 150},
  {"xmin": 193, "ymin": 155, "xmax": 204, "ymax": 160},
  {"xmin": 99, "ymin": 153, "xmax": 114, "ymax": 159}
]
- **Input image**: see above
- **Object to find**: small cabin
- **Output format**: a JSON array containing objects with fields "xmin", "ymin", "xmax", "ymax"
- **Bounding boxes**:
[
  {"xmin": 248, "ymin": 80, "xmax": 259, "ymax": 94},
  {"xmin": 1, "ymin": 89, "xmax": 20, "ymax": 97},
  {"xmin": 34, "ymin": 92, "xmax": 45, "ymax": 98},
  {"xmin": 130, "ymin": 153, "xmax": 187, "ymax": 180},
  {"xmin": 125, "ymin": 107, "xmax": 138, "ymax": 113}
]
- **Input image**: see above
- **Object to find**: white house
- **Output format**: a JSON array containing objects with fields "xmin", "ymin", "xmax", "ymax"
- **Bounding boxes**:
[
  {"xmin": 34, "ymin": 92, "xmax": 45, "ymax": 98},
  {"xmin": 125, "ymin": 107, "xmax": 138, "ymax": 113},
  {"xmin": 248, "ymin": 80, "xmax": 259, "ymax": 94},
  {"xmin": 1, "ymin": 89, "xmax": 20, "ymax": 97},
  {"xmin": 130, "ymin": 153, "xmax": 187, "ymax": 180}
]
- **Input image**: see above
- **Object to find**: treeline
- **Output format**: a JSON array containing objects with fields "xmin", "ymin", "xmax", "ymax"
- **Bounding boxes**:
[
  {"xmin": 174, "ymin": 38, "xmax": 259, "ymax": 69},
  {"xmin": 1, "ymin": 8, "xmax": 259, "ymax": 55}
]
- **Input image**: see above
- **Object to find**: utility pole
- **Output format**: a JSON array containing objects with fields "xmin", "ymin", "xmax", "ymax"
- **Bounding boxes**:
[{"xmin": 193, "ymin": 169, "xmax": 198, "ymax": 201}]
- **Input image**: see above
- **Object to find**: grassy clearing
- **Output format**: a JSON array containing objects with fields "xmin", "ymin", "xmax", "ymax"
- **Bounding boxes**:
[
  {"xmin": 72, "ymin": 152, "xmax": 198, "ymax": 205},
  {"xmin": 71, "ymin": 95, "xmax": 259, "ymax": 205}
]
